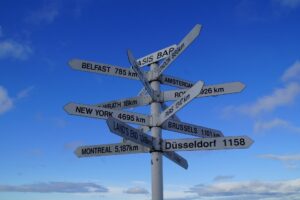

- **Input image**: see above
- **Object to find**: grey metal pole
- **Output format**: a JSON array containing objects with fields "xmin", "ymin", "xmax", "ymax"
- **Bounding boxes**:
[{"xmin": 150, "ymin": 62, "xmax": 163, "ymax": 200}]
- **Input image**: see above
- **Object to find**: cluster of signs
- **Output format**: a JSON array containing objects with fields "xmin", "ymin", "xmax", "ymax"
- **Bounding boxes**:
[{"xmin": 65, "ymin": 24, "xmax": 253, "ymax": 170}]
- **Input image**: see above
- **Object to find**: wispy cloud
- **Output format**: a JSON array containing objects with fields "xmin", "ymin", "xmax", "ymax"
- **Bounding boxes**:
[
  {"xmin": 254, "ymin": 118, "xmax": 300, "ymax": 133},
  {"xmin": 274, "ymin": 0, "xmax": 300, "ymax": 9},
  {"xmin": 281, "ymin": 60, "xmax": 300, "ymax": 82},
  {"xmin": 16, "ymin": 86, "xmax": 35, "ymax": 99},
  {"xmin": 0, "ymin": 86, "xmax": 13, "ymax": 115},
  {"xmin": 0, "ymin": 182, "xmax": 108, "ymax": 193},
  {"xmin": 213, "ymin": 175, "xmax": 235, "ymax": 182},
  {"xmin": 25, "ymin": 2, "xmax": 60, "ymax": 25},
  {"xmin": 224, "ymin": 82, "xmax": 300, "ymax": 117},
  {"xmin": 187, "ymin": 179, "xmax": 300, "ymax": 199},
  {"xmin": 258, "ymin": 154, "xmax": 300, "ymax": 169},
  {"xmin": 124, "ymin": 187, "xmax": 149, "ymax": 194},
  {"xmin": 0, "ymin": 39, "xmax": 32, "ymax": 60}
]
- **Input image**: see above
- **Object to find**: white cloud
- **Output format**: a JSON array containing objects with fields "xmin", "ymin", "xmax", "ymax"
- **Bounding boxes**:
[
  {"xmin": 258, "ymin": 154, "xmax": 300, "ymax": 161},
  {"xmin": 282, "ymin": 60, "xmax": 300, "ymax": 82},
  {"xmin": 274, "ymin": 0, "xmax": 300, "ymax": 8},
  {"xmin": 124, "ymin": 187, "xmax": 149, "ymax": 194},
  {"xmin": 0, "ymin": 40, "xmax": 32, "ymax": 60},
  {"xmin": 0, "ymin": 182, "xmax": 108, "ymax": 193},
  {"xmin": 254, "ymin": 118, "xmax": 288, "ymax": 133},
  {"xmin": 187, "ymin": 179, "xmax": 300, "ymax": 199},
  {"xmin": 0, "ymin": 86, "xmax": 13, "ymax": 115},
  {"xmin": 254, "ymin": 118, "xmax": 300, "ymax": 133},
  {"xmin": 25, "ymin": 3, "xmax": 59, "ymax": 25},
  {"xmin": 213, "ymin": 175, "xmax": 235, "ymax": 182},
  {"xmin": 224, "ymin": 82, "xmax": 300, "ymax": 117},
  {"xmin": 258, "ymin": 154, "xmax": 300, "ymax": 169}
]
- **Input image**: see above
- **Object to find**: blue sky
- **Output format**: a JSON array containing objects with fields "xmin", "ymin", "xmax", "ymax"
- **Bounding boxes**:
[{"xmin": 1, "ymin": 0, "xmax": 300, "ymax": 199}]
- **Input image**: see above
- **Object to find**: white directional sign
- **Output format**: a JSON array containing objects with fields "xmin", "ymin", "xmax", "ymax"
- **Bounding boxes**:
[
  {"xmin": 163, "ymin": 136, "xmax": 254, "ymax": 151},
  {"xmin": 162, "ymin": 119, "xmax": 223, "ymax": 138},
  {"xmin": 69, "ymin": 59, "xmax": 141, "ymax": 80},
  {"xmin": 160, "ymin": 75, "xmax": 194, "ymax": 89},
  {"xmin": 158, "ymin": 80, "xmax": 204, "ymax": 125},
  {"xmin": 95, "ymin": 95, "xmax": 152, "ymax": 110},
  {"xmin": 161, "ymin": 103, "xmax": 181, "ymax": 122},
  {"xmin": 163, "ymin": 151, "xmax": 188, "ymax": 169},
  {"xmin": 107, "ymin": 117, "xmax": 156, "ymax": 149},
  {"xmin": 128, "ymin": 50, "xmax": 159, "ymax": 101},
  {"xmin": 75, "ymin": 143, "xmax": 149, "ymax": 157},
  {"xmin": 154, "ymin": 24, "xmax": 202, "ymax": 77},
  {"xmin": 64, "ymin": 103, "xmax": 150, "ymax": 126},
  {"xmin": 163, "ymin": 82, "xmax": 246, "ymax": 101},
  {"xmin": 137, "ymin": 45, "xmax": 177, "ymax": 67}
]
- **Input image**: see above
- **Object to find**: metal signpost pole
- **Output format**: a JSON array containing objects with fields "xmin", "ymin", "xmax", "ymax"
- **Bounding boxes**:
[{"xmin": 150, "ymin": 62, "xmax": 163, "ymax": 200}]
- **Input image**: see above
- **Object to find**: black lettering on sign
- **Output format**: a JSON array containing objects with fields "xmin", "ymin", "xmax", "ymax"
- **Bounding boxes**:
[
  {"xmin": 81, "ymin": 62, "xmax": 111, "ymax": 72},
  {"xmin": 214, "ymin": 87, "xmax": 224, "ymax": 93},
  {"xmin": 124, "ymin": 100, "xmax": 137, "ymax": 107},
  {"xmin": 174, "ymin": 91, "xmax": 185, "ymax": 98},
  {"xmin": 75, "ymin": 106, "xmax": 93, "ymax": 115},
  {"xmin": 95, "ymin": 109, "xmax": 113, "ymax": 117}
]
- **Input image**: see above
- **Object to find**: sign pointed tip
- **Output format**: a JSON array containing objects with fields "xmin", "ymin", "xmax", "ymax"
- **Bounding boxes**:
[
  {"xmin": 68, "ymin": 59, "xmax": 78, "ymax": 68},
  {"xmin": 63, "ymin": 102, "xmax": 74, "ymax": 113},
  {"xmin": 74, "ymin": 148, "xmax": 80, "ymax": 157}
]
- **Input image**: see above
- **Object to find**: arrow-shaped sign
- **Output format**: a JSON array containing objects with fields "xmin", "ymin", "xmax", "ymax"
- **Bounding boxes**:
[
  {"xmin": 154, "ymin": 24, "xmax": 202, "ymax": 78},
  {"xmin": 158, "ymin": 80, "xmax": 204, "ymax": 126},
  {"xmin": 160, "ymin": 74, "xmax": 194, "ymax": 89},
  {"xmin": 128, "ymin": 50, "xmax": 159, "ymax": 101},
  {"xmin": 64, "ymin": 103, "xmax": 150, "ymax": 126},
  {"xmin": 75, "ymin": 143, "xmax": 149, "ymax": 157},
  {"xmin": 94, "ymin": 95, "xmax": 152, "ymax": 110},
  {"xmin": 107, "ymin": 117, "xmax": 156, "ymax": 149},
  {"xmin": 136, "ymin": 45, "xmax": 177, "ymax": 67},
  {"xmin": 162, "ymin": 119, "xmax": 223, "ymax": 138},
  {"xmin": 163, "ymin": 136, "xmax": 254, "ymax": 151},
  {"xmin": 161, "ymin": 103, "xmax": 181, "ymax": 122},
  {"xmin": 69, "ymin": 59, "xmax": 141, "ymax": 80},
  {"xmin": 163, "ymin": 151, "xmax": 188, "ymax": 169},
  {"xmin": 163, "ymin": 82, "xmax": 246, "ymax": 101}
]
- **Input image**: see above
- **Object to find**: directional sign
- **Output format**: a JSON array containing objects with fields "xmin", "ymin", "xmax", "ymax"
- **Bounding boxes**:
[
  {"xmin": 163, "ymin": 151, "xmax": 188, "ymax": 169},
  {"xmin": 162, "ymin": 119, "xmax": 223, "ymax": 138},
  {"xmin": 64, "ymin": 103, "xmax": 150, "ymax": 126},
  {"xmin": 128, "ymin": 50, "xmax": 159, "ymax": 101},
  {"xmin": 136, "ymin": 45, "xmax": 177, "ymax": 67},
  {"xmin": 69, "ymin": 59, "xmax": 141, "ymax": 80},
  {"xmin": 163, "ymin": 82, "xmax": 246, "ymax": 101},
  {"xmin": 154, "ymin": 24, "xmax": 202, "ymax": 77},
  {"xmin": 161, "ymin": 103, "xmax": 181, "ymax": 122},
  {"xmin": 123, "ymin": 137, "xmax": 188, "ymax": 169},
  {"xmin": 160, "ymin": 74, "xmax": 194, "ymax": 89},
  {"xmin": 95, "ymin": 95, "xmax": 152, "ymax": 110},
  {"xmin": 75, "ymin": 143, "xmax": 149, "ymax": 157},
  {"xmin": 107, "ymin": 117, "xmax": 156, "ymax": 149},
  {"xmin": 163, "ymin": 136, "xmax": 254, "ymax": 151},
  {"xmin": 158, "ymin": 80, "xmax": 204, "ymax": 126}
]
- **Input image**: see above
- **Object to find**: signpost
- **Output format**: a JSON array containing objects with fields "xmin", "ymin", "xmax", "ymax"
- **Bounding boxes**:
[
  {"xmin": 75, "ymin": 143, "xmax": 148, "ymax": 157},
  {"xmin": 128, "ymin": 50, "xmax": 159, "ymax": 101},
  {"xmin": 163, "ymin": 136, "xmax": 254, "ymax": 151},
  {"xmin": 136, "ymin": 45, "xmax": 177, "ymax": 67},
  {"xmin": 162, "ymin": 119, "xmax": 223, "ymax": 138},
  {"xmin": 65, "ymin": 24, "xmax": 253, "ymax": 200},
  {"xmin": 107, "ymin": 117, "xmax": 156, "ymax": 149},
  {"xmin": 64, "ymin": 102, "xmax": 150, "ymax": 126},
  {"xmin": 158, "ymin": 80, "xmax": 203, "ymax": 126}
]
